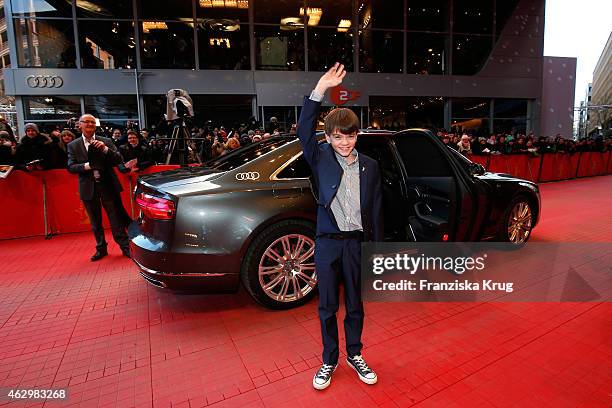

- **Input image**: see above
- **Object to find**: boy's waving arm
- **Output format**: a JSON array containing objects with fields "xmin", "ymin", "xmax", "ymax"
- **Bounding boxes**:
[{"xmin": 296, "ymin": 63, "xmax": 346, "ymax": 168}]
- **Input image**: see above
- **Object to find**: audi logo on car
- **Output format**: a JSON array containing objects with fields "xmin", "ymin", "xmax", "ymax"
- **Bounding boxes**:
[
  {"xmin": 235, "ymin": 172, "xmax": 260, "ymax": 181},
  {"xmin": 26, "ymin": 75, "xmax": 64, "ymax": 88}
]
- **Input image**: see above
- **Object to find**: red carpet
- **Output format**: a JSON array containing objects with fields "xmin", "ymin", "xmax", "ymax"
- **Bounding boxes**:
[{"xmin": 0, "ymin": 175, "xmax": 610, "ymax": 407}]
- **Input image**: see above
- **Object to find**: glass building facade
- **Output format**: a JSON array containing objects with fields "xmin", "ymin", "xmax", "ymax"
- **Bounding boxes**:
[{"xmin": 3, "ymin": 0, "xmax": 543, "ymax": 136}]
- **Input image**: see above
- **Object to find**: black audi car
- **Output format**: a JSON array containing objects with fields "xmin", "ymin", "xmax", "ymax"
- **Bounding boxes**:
[{"xmin": 129, "ymin": 129, "xmax": 540, "ymax": 309}]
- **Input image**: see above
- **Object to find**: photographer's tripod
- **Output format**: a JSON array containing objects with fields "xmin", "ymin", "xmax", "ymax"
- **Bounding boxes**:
[{"xmin": 164, "ymin": 117, "xmax": 201, "ymax": 166}]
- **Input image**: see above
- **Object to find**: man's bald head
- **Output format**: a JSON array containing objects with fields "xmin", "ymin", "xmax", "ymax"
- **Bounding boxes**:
[{"xmin": 79, "ymin": 114, "xmax": 97, "ymax": 138}]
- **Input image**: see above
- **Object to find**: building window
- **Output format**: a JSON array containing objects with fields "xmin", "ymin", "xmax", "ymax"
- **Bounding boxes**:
[
  {"xmin": 493, "ymin": 98, "xmax": 529, "ymax": 134},
  {"xmin": 84, "ymin": 95, "xmax": 138, "ymax": 120},
  {"xmin": 495, "ymin": 0, "xmax": 520, "ymax": 38},
  {"xmin": 197, "ymin": 0, "xmax": 249, "ymax": 21},
  {"xmin": 406, "ymin": 0, "xmax": 449, "ymax": 32},
  {"xmin": 14, "ymin": 18, "xmax": 76, "ymax": 68},
  {"xmin": 370, "ymin": 96, "xmax": 445, "ymax": 131},
  {"xmin": 262, "ymin": 106, "xmax": 297, "ymax": 133},
  {"xmin": 23, "ymin": 96, "xmax": 81, "ymax": 121},
  {"xmin": 139, "ymin": 21, "xmax": 195, "ymax": 69},
  {"xmin": 493, "ymin": 99, "xmax": 527, "ymax": 118},
  {"xmin": 254, "ymin": 0, "xmax": 304, "ymax": 24},
  {"xmin": 452, "ymin": 34, "xmax": 492, "ymax": 75},
  {"xmin": 358, "ymin": 0, "xmax": 404, "ymax": 29},
  {"xmin": 406, "ymin": 33, "xmax": 448, "ymax": 75},
  {"xmin": 492, "ymin": 118, "xmax": 526, "ymax": 135},
  {"xmin": 78, "ymin": 21, "xmax": 136, "ymax": 69},
  {"xmin": 359, "ymin": 30, "xmax": 403, "ymax": 73},
  {"xmin": 11, "ymin": 0, "xmax": 72, "ymax": 17},
  {"xmin": 137, "ymin": 0, "xmax": 193, "ymax": 20},
  {"xmin": 198, "ymin": 22, "xmax": 250, "ymax": 69},
  {"xmin": 306, "ymin": 0, "xmax": 352, "ymax": 28},
  {"xmin": 76, "ymin": 0, "xmax": 133, "ymax": 19},
  {"xmin": 453, "ymin": 0, "xmax": 493, "ymax": 34},
  {"xmin": 308, "ymin": 27, "xmax": 354, "ymax": 72},
  {"xmin": 254, "ymin": 25, "xmax": 304, "ymax": 70},
  {"xmin": 451, "ymin": 97, "xmax": 491, "ymax": 136},
  {"xmin": 144, "ymin": 94, "xmax": 253, "ymax": 130}
]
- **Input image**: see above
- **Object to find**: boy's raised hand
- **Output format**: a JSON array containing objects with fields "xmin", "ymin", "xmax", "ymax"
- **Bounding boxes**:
[{"xmin": 314, "ymin": 62, "xmax": 346, "ymax": 96}]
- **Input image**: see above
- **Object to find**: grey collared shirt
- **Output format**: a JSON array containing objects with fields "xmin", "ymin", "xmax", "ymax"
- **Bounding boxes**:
[{"xmin": 331, "ymin": 149, "xmax": 363, "ymax": 231}]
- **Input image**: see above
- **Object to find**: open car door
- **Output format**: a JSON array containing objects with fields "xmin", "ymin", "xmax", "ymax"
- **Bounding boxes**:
[{"xmin": 392, "ymin": 130, "xmax": 463, "ymax": 242}]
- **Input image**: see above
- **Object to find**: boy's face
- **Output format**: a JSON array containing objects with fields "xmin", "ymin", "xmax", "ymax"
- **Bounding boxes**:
[{"xmin": 326, "ymin": 128, "xmax": 357, "ymax": 157}]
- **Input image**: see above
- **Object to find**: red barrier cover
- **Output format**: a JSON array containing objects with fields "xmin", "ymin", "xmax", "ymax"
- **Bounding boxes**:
[
  {"xmin": 487, "ymin": 155, "xmax": 509, "ymax": 174},
  {"xmin": 526, "ymin": 156, "xmax": 541, "ymax": 182},
  {"xmin": 0, "ymin": 158, "xmax": 609, "ymax": 240},
  {"xmin": 557, "ymin": 153, "xmax": 577, "ymax": 181},
  {"xmin": 0, "ymin": 171, "xmax": 46, "ymax": 239},
  {"xmin": 466, "ymin": 155, "xmax": 488, "ymax": 169},
  {"xmin": 45, "ymin": 169, "xmax": 92, "ymax": 234},
  {"xmin": 539, "ymin": 153, "xmax": 578, "ymax": 182},
  {"xmin": 505, "ymin": 154, "xmax": 532, "ymax": 181},
  {"xmin": 578, "ymin": 152, "xmax": 600, "ymax": 177}
]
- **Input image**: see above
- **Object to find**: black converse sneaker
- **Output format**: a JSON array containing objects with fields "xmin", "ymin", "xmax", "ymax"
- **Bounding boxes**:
[
  {"xmin": 312, "ymin": 363, "xmax": 337, "ymax": 390},
  {"xmin": 347, "ymin": 354, "xmax": 377, "ymax": 384}
]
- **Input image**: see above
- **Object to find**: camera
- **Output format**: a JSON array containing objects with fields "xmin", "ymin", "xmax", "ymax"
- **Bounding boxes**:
[{"xmin": 166, "ymin": 89, "xmax": 194, "ymax": 121}]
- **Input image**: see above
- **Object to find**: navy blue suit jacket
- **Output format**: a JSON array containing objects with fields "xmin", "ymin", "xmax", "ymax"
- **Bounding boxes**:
[{"xmin": 297, "ymin": 97, "xmax": 383, "ymax": 242}]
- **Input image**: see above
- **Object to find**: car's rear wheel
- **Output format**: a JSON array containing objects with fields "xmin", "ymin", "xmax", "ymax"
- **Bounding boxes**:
[
  {"xmin": 241, "ymin": 220, "xmax": 317, "ymax": 309},
  {"xmin": 498, "ymin": 196, "xmax": 534, "ymax": 245}
]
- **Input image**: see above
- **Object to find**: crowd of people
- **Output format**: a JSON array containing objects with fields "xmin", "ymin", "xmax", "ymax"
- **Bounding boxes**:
[
  {"xmin": 0, "ymin": 116, "xmax": 294, "ymax": 171},
  {"xmin": 437, "ymin": 131, "xmax": 611, "ymax": 156},
  {"xmin": 1, "ymin": 116, "xmax": 610, "ymax": 172}
]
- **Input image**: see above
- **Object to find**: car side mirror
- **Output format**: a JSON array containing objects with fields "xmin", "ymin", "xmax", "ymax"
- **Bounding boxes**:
[{"xmin": 469, "ymin": 163, "xmax": 486, "ymax": 176}]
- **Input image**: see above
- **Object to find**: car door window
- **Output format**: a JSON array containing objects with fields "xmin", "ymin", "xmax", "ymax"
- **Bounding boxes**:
[
  {"xmin": 275, "ymin": 154, "xmax": 312, "ymax": 179},
  {"xmin": 394, "ymin": 134, "xmax": 452, "ymax": 177}
]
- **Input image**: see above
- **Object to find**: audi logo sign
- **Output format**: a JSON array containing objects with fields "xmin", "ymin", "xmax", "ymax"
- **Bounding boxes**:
[
  {"xmin": 26, "ymin": 75, "xmax": 64, "ymax": 88},
  {"xmin": 235, "ymin": 172, "xmax": 260, "ymax": 181}
]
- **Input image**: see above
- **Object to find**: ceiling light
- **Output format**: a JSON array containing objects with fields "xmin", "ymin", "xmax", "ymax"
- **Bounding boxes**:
[
  {"xmin": 337, "ymin": 19, "xmax": 351, "ymax": 33},
  {"xmin": 76, "ymin": 0, "xmax": 110, "ymax": 16},
  {"xmin": 280, "ymin": 17, "xmax": 303, "ymax": 30},
  {"xmin": 299, "ymin": 7, "xmax": 322, "ymax": 26},
  {"xmin": 142, "ymin": 21, "xmax": 168, "ymax": 33},
  {"xmin": 199, "ymin": 0, "xmax": 248, "ymax": 8}
]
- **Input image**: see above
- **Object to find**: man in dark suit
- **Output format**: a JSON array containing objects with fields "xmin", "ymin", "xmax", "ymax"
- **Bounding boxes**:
[
  {"xmin": 67, "ymin": 114, "xmax": 131, "ymax": 261},
  {"xmin": 297, "ymin": 63, "xmax": 383, "ymax": 390}
]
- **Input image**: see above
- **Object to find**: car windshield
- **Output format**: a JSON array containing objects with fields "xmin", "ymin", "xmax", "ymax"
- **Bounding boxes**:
[{"xmin": 204, "ymin": 137, "xmax": 293, "ymax": 171}]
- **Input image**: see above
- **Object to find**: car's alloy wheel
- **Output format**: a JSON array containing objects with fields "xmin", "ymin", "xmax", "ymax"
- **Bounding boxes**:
[
  {"xmin": 506, "ymin": 200, "xmax": 533, "ymax": 244},
  {"xmin": 258, "ymin": 234, "xmax": 316, "ymax": 302},
  {"xmin": 241, "ymin": 219, "xmax": 317, "ymax": 309}
]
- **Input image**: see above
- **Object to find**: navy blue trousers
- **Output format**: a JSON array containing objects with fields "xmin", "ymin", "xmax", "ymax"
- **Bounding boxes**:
[{"xmin": 315, "ymin": 237, "xmax": 364, "ymax": 365}]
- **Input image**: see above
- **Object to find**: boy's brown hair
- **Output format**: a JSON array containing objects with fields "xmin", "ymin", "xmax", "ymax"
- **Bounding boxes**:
[{"xmin": 324, "ymin": 108, "xmax": 359, "ymax": 136}]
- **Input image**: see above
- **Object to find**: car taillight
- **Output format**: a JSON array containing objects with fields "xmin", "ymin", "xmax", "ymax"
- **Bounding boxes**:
[{"xmin": 136, "ymin": 193, "xmax": 176, "ymax": 220}]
